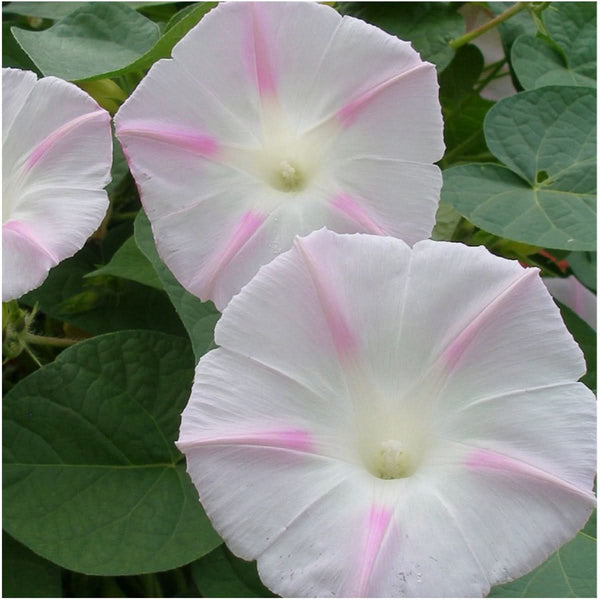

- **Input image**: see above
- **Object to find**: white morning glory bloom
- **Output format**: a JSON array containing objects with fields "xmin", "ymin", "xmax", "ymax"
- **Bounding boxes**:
[
  {"xmin": 544, "ymin": 275, "xmax": 596, "ymax": 330},
  {"xmin": 115, "ymin": 1, "xmax": 444, "ymax": 310},
  {"xmin": 178, "ymin": 229, "xmax": 596, "ymax": 597},
  {"xmin": 2, "ymin": 68, "xmax": 112, "ymax": 301}
]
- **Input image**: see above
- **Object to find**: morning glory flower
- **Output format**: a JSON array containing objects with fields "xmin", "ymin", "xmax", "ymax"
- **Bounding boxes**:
[
  {"xmin": 115, "ymin": 1, "xmax": 444, "ymax": 310},
  {"xmin": 178, "ymin": 229, "xmax": 596, "ymax": 597},
  {"xmin": 3, "ymin": 68, "xmax": 112, "ymax": 301},
  {"xmin": 545, "ymin": 275, "xmax": 596, "ymax": 330}
]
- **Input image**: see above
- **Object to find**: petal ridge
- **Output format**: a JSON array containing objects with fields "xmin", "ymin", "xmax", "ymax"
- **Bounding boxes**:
[{"xmin": 450, "ymin": 440, "xmax": 597, "ymax": 503}]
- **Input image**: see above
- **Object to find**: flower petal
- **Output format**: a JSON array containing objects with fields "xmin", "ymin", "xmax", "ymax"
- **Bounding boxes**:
[
  {"xmin": 180, "ymin": 230, "xmax": 595, "ymax": 597},
  {"xmin": 544, "ymin": 275, "xmax": 596, "ymax": 329},
  {"xmin": 2, "ymin": 67, "xmax": 37, "ymax": 138},
  {"xmin": 2, "ymin": 221, "xmax": 56, "ymax": 301},
  {"xmin": 328, "ymin": 157, "xmax": 442, "ymax": 244},
  {"xmin": 2, "ymin": 69, "xmax": 112, "ymax": 301},
  {"xmin": 115, "ymin": 2, "xmax": 444, "ymax": 309}
]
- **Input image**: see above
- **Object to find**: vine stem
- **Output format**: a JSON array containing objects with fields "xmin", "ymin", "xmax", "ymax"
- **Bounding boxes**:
[
  {"xmin": 25, "ymin": 333, "xmax": 80, "ymax": 348},
  {"xmin": 449, "ymin": 2, "xmax": 528, "ymax": 49}
]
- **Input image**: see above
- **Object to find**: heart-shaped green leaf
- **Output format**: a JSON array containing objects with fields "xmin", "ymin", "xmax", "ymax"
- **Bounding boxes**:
[
  {"xmin": 3, "ymin": 330, "xmax": 221, "ymax": 575},
  {"xmin": 511, "ymin": 3, "xmax": 596, "ymax": 91},
  {"xmin": 443, "ymin": 86, "xmax": 596, "ymax": 250},
  {"xmin": 12, "ymin": 3, "xmax": 160, "ymax": 81}
]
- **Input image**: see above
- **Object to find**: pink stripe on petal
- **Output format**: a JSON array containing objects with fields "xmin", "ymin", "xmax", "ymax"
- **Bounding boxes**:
[
  {"xmin": 177, "ymin": 428, "xmax": 313, "ymax": 452},
  {"xmin": 441, "ymin": 268, "xmax": 539, "ymax": 370},
  {"xmin": 338, "ymin": 62, "xmax": 429, "ymax": 127},
  {"xmin": 195, "ymin": 211, "xmax": 265, "ymax": 297},
  {"xmin": 466, "ymin": 449, "xmax": 595, "ymax": 502},
  {"xmin": 3, "ymin": 220, "xmax": 58, "ymax": 262},
  {"xmin": 294, "ymin": 236, "xmax": 357, "ymax": 359},
  {"xmin": 247, "ymin": 4, "xmax": 276, "ymax": 97},
  {"xmin": 26, "ymin": 110, "xmax": 106, "ymax": 168},
  {"xmin": 116, "ymin": 123, "xmax": 219, "ymax": 157},
  {"xmin": 355, "ymin": 504, "xmax": 393, "ymax": 596},
  {"xmin": 331, "ymin": 193, "xmax": 387, "ymax": 235}
]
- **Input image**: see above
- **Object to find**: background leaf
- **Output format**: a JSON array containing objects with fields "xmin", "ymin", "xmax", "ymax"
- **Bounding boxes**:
[
  {"xmin": 511, "ymin": 2, "xmax": 596, "ymax": 91},
  {"xmin": 556, "ymin": 301, "xmax": 597, "ymax": 392},
  {"xmin": 135, "ymin": 211, "xmax": 219, "ymax": 362},
  {"xmin": 10, "ymin": 2, "xmax": 217, "ymax": 82},
  {"xmin": 3, "ymin": 1, "xmax": 90, "ymax": 19},
  {"xmin": 20, "ymin": 229, "xmax": 186, "ymax": 338},
  {"xmin": 191, "ymin": 546, "xmax": 275, "ymax": 598},
  {"xmin": 443, "ymin": 86, "xmax": 596, "ymax": 250},
  {"xmin": 3, "ymin": 330, "xmax": 221, "ymax": 575},
  {"xmin": 337, "ymin": 2, "xmax": 464, "ymax": 72},
  {"xmin": 543, "ymin": 2, "xmax": 596, "ymax": 81},
  {"xmin": 2, "ymin": 22, "xmax": 40, "ymax": 72},
  {"xmin": 85, "ymin": 235, "xmax": 163, "ymax": 290},
  {"xmin": 568, "ymin": 252, "xmax": 597, "ymax": 292},
  {"xmin": 488, "ymin": 1, "xmax": 537, "ymax": 52},
  {"xmin": 511, "ymin": 35, "xmax": 595, "ymax": 90},
  {"xmin": 11, "ymin": 3, "xmax": 160, "ymax": 81},
  {"xmin": 3, "ymin": 532, "xmax": 62, "ymax": 598},
  {"xmin": 439, "ymin": 44, "xmax": 495, "ymax": 165},
  {"xmin": 488, "ymin": 513, "xmax": 596, "ymax": 597}
]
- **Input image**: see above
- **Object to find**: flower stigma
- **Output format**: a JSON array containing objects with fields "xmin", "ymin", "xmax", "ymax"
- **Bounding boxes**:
[
  {"xmin": 375, "ymin": 439, "xmax": 415, "ymax": 479},
  {"xmin": 276, "ymin": 159, "xmax": 304, "ymax": 192}
]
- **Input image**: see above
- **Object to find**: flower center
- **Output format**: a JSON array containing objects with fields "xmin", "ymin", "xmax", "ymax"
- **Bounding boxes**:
[
  {"xmin": 374, "ymin": 439, "xmax": 415, "ymax": 479},
  {"xmin": 273, "ymin": 159, "xmax": 305, "ymax": 192}
]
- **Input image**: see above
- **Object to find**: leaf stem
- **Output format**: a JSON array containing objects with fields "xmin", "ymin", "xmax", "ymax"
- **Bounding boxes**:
[
  {"xmin": 25, "ymin": 333, "xmax": 80, "ymax": 348},
  {"xmin": 474, "ymin": 58, "xmax": 508, "ymax": 94},
  {"xmin": 449, "ymin": 2, "xmax": 528, "ymax": 49}
]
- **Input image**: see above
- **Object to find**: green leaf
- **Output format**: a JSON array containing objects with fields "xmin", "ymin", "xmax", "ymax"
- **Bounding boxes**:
[
  {"xmin": 104, "ymin": 2, "xmax": 217, "ymax": 79},
  {"xmin": 3, "ymin": 532, "xmax": 62, "ymax": 598},
  {"xmin": 3, "ymin": 2, "xmax": 90, "ymax": 19},
  {"xmin": 568, "ymin": 252, "xmax": 597, "ymax": 292},
  {"xmin": 11, "ymin": 3, "xmax": 160, "ymax": 81},
  {"xmin": 105, "ymin": 135, "xmax": 130, "ymax": 197},
  {"xmin": 431, "ymin": 201, "xmax": 462, "ymax": 241},
  {"xmin": 191, "ymin": 546, "xmax": 275, "ymax": 598},
  {"xmin": 556, "ymin": 301, "xmax": 597, "ymax": 392},
  {"xmin": 2, "ymin": 22, "xmax": 40, "ymax": 72},
  {"xmin": 135, "ymin": 210, "xmax": 219, "ymax": 361},
  {"xmin": 337, "ymin": 2, "xmax": 464, "ymax": 72},
  {"xmin": 488, "ymin": 2, "xmax": 537, "ymax": 51},
  {"xmin": 488, "ymin": 513, "xmax": 596, "ymax": 597},
  {"xmin": 85, "ymin": 236, "xmax": 163, "ymax": 290},
  {"xmin": 443, "ymin": 86, "xmax": 596, "ymax": 250},
  {"xmin": 21, "ymin": 227, "xmax": 187, "ymax": 338},
  {"xmin": 511, "ymin": 3, "xmax": 596, "ymax": 91},
  {"xmin": 544, "ymin": 2, "xmax": 596, "ymax": 81},
  {"xmin": 11, "ymin": 2, "xmax": 216, "ymax": 82},
  {"xmin": 511, "ymin": 35, "xmax": 595, "ymax": 90},
  {"xmin": 2, "ymin": 2, "xmax": 185, "ymax": 20},
  {"xmin": 3, "ymin": 330, "xmax": 221, "ymax": 575},
  {"xmin": 439, "ymin": 44, "xmax": 495, "ymax": 165}
]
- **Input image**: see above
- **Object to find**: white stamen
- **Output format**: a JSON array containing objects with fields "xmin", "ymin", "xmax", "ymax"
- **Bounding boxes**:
[{"xmin": 376, "ymin": 439, "xmax": 413, "ymax": 479}]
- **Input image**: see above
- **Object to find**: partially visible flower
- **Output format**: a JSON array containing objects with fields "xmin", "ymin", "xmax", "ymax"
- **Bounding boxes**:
[
  {"xmin": 178, "ymin": 229, "xmax": 595, "ymax": 597},
  {"xmin": 459, "ymin": 3, "xmax": 517, "ymax": 101},
  {"xmin": 545, "ymin": 275, "xmax": 596, "ymax": 329},
  {"xmin": 3, "ymin": 68, "xmax": 112, "ymax": 301},
  {"xmin": 115, "ymin": 1, "xmax": 444, "ymax": 310}
]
